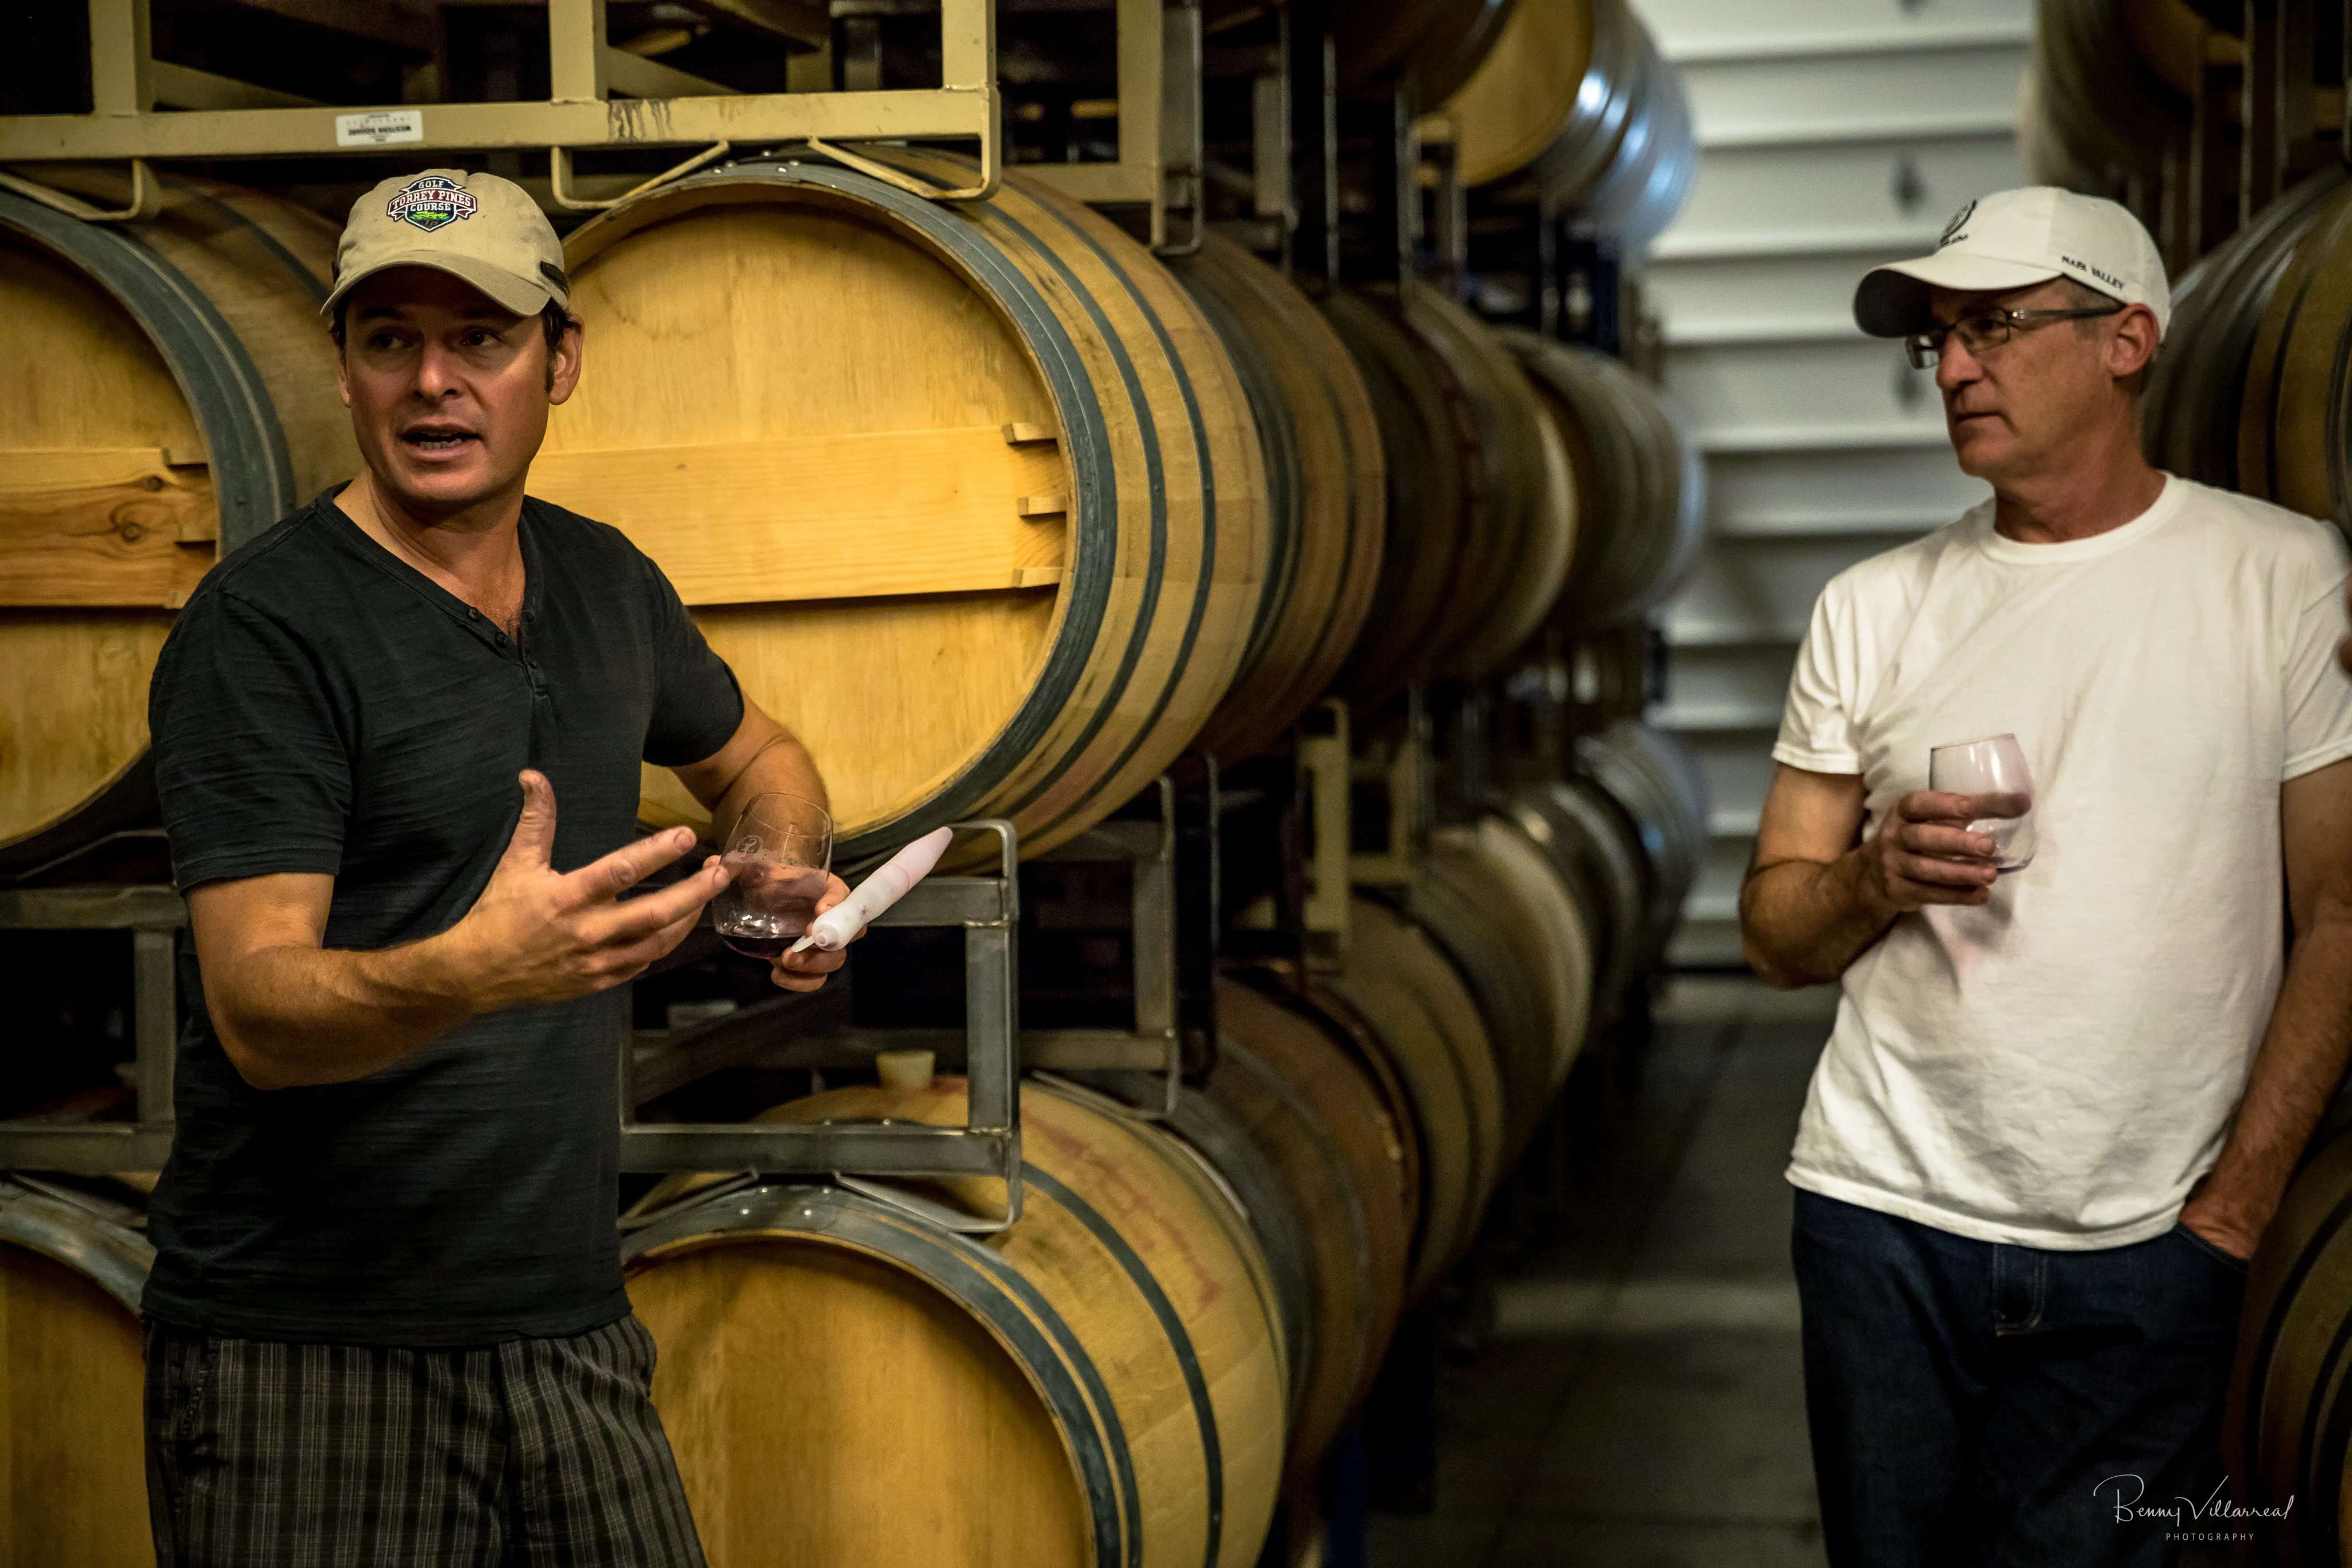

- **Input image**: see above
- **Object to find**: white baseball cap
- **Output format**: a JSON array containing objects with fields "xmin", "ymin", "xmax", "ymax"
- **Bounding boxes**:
[
  {"xmin": 1853, "ymin": 187, "xmax": 2170, "ymax": 339},
  {"xmin": 323, "ymin": 168, "xmax": 569, "ymax": 321}
]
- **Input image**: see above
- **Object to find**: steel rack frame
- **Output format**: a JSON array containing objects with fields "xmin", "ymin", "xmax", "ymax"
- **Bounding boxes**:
[
  {"xmin": 0, "ymin": 0, "xmax": 1201, "ymax": 242},
  {"xmin": 0, "ymin": 0, "xmax": 1003, "ymax": 205},
  {"xmin": 0, "ymin": 825, "xmax": 1037, "ymax": 1222},
  {"xmin": 628, "ymin": 780, "xmax": 1196, "ymax": 1121},
  {"xmin": 0, "ymin": 884, "xmax": 180, "ymax": 1171}
]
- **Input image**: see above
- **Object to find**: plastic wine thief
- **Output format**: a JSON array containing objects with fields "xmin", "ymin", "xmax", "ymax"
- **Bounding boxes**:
[{"xmin": 787, "ymin": 827, "xmax": 956, "ymax": 954}]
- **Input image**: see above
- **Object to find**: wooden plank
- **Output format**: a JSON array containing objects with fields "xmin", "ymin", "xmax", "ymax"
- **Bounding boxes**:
[
  {"xmin": 529, "ymin": 424, "xmax": 1069, "ymax": 606},
  {"xmin": 0, "ymin": 449, "xmax": 215, "ymax": 609}
]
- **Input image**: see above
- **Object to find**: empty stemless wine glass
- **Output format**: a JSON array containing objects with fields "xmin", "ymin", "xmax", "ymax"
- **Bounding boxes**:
[
  {"xmin": 1928, "ymin": 733, "xmax": 2037, "ymax": 873},
  {"xmin": 710, "ymin": 792, "xmax": 834, "ymax": 959}
]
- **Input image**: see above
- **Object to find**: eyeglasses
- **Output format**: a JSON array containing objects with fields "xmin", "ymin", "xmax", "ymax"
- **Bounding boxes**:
[{"xmin": 1903, "ymin": 304, "xmax": 2125, "ymax": 369}]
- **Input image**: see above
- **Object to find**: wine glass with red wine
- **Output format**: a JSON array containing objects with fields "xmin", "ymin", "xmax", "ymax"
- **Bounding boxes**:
[{"xmin": 710, "ymin": 792, "xmax": 834, "ymax": 959}]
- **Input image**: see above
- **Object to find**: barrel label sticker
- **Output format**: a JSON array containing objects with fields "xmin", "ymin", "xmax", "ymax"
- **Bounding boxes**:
[
  {"xmin": 1940, "ymin": 200, "xmax": 1976, "ymax": 249},
  {"xmin": 335, "ymin": 109, "xmax": 424, "ymax": 149},
  {"xmin": 386, "ymin": 175, "xmax": 478, "ymax": 233}
]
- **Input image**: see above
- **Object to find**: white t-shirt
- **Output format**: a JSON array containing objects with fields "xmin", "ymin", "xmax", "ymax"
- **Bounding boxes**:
[{"xmin": 1775, "ymin": 476, "xmax": 2352, "ymax": 1249}]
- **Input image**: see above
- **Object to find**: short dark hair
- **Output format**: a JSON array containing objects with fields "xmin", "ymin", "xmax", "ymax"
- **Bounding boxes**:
[{"xmin": 329, "ymin": 296, "xmax": 572, "ymax": 355}]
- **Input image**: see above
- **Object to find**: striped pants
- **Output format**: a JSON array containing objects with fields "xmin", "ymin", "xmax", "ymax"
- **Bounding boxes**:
[{"xmin": 144, "ymin": 1315, "xmax": 706, "ymax": 1567}]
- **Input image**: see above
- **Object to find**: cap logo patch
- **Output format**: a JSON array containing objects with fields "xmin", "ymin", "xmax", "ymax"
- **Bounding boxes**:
[
  {"xmin": 385, "ymin": 175, "xmax": 478, "ymax": 234},
  {"xmin": 1940, "ymin": 199, "xmax": 1976, "ymax": 248}
]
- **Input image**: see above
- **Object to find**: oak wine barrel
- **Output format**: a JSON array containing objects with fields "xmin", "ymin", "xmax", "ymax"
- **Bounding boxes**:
[
  {"xmin": 1322, "ymin": 285, "xmax": 1576, "ymax": 692},
  {"xmin": 1337, "ymin": 0, "xmax": 1525, "ymax": 110},
  {"xmin": 1208, "ymin": 978, "xmax": 1414, "ymax": 1482},
  {"xmin": 1577, "ymin": 719, "xmax": 1709, "ymax": 966},
  {"xmin": 1436, "ymin": 0, "xmax": 1695, "ymax": 248},
  {"xmin": 1317, "ymin": 896, "xmax": 1505, "ymax": 1300},
  {"xmin": 548, "ymin": 152, "xmax": 1267, "ymax": 865},
  {"xmin": 625, "ymin": 1077, "xmax": 1288, "ymax": 1568},
  {"xmin": 2144, "ymin": 167, "xmax": 2351, "ymax": 490},
  {"xmin": 1169, "ymin": 233, "xmax": 1386, "ymax": 761},
  {"xmin": 1406, "ymin": 289, "xmax": 1579, "ymax": 677},
  {"xmin": 1320, "ymin": 285, "xmax": 1482, "ymax": 701},
  {"xmin": 2231, "ymin": 177, "xmax": 2352, "ymax": 535},
  {"xmin": 2028, "ymin": 0, "xmax": 2197, "ymax": 198},
  {"xmin": 1504, "ymin": 775, "xmax": 1649, "ymax": 1012},
  {"xmin": 1163, "ymin": 1083, "xmax": 1317, "ymax": 1426},
  {"xmin": 0, "ymin": 171, "xmax": 353, "ymax": 877},
  {"xmin": 2226, "ymin": 1101, "xmax": 2352, "ymax": 1566},
  {"xmin": 1409, "ymin": 816, "xmax": 1595, "ymax": 1163},
  {"xmin": 0, "ymin": 1176, "xmax": 154, "ymax": 1568},
  {"xmin": 1502, "ymin": 327, "xmax": 1705, "ymax": 630}
]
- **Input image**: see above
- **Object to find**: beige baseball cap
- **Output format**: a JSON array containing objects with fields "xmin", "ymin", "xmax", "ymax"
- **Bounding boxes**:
[
  {"xmin": 322, "ymin": 168, "xmax": 570, "ymax": 321},
  {"xmin": 1853, "ymin": 186, "xmax": 2170, "ymax": 339}
]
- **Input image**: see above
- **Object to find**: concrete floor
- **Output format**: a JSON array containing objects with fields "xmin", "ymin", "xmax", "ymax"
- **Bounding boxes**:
[{"xmin": 1370, "ymin": 977, "xmax": 1842, "ymax": 1568}]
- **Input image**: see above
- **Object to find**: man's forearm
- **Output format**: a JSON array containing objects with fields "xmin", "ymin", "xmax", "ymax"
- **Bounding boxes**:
[
  {"xmin": 1740, "ymin": 849, "xmax": 1901, "ymax": 989},
  {"xmin": 2190, "ymin": 915, "xmax": 2352, "ymax": 1250},
  {"xmin": 208, "ymin": 932, "xmax": 479, "ymax": 1090}
]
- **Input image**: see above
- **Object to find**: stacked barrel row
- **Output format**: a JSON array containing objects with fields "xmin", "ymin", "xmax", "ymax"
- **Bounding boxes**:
[
  {"xmin": 1, "ymin": 0, "xmax": 1700, "ymax": 876},
  {"xmin": 0, "ymin": 3, "xmax": 1707, "ymax": 1563},
  {"xmin": 0, "ymin": 165, "xmax": 1709, "ymax": 1568}
]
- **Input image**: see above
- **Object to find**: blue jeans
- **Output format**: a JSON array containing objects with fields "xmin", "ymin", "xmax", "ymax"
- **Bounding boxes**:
[{"xmin": 1791, "ymin": 1188, "xmax": 2246, "ymax": 1568}]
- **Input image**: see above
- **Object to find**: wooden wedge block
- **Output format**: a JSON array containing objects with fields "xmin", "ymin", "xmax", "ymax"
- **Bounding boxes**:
[{"xmin": 0, "ymin": 448, "xmax": 217, "ymax": 609}]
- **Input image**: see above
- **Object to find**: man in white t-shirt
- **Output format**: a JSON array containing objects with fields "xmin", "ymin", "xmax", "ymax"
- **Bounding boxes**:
[{"xmin": 1741, "ymin": 187, "xmax": 2352, "ymax": 1567}]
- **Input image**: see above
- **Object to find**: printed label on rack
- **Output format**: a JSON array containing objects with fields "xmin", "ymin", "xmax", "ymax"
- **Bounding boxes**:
[{"xmin": 335, "ymin": 110, "xmax": 424, "ymax": 149}]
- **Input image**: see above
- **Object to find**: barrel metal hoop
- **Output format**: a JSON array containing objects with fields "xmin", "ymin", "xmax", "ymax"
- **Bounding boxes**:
[
  {"xmin": 1176, "ymin": 275, "xmax": 1295, "ymax": 686},
  {"xmin": 2253, "ymin": 199, "xmax": 2350, "ymax": 501},
  {"xmin": 1022, "ymin": 1163, "xmax": 1226, "ymax": 1568},
  {"xmin": 639, "ymin": 157, "xmax": 1125, "ymax": 858},
  {"xmin": 0, "ymin": 1188, "xmax": 155, "ymax": 1313},
  {"xmin": 1219, "ymin": 1035, "xmax": 1380, "ymax": 1394},
  {"xmin": 1290, "ymin": 305, "xmax": 1374, "ymax": 698},
  {"xmin": 2239, "ymin": 1127, "xmax": 2352, "ymax": 1528},
  {"xmin": 1009, "ymin": 198, "xmax": 1225, "ymax": 838},
  {"xmin": 0, "ymin": 191, "xmax": 296, "ymax": 556},
  {"xmin": 624, "ymin": 1182, "xmax": 1139, "ymax": 1568},
  {"xmin": 1164, "ymin": 1088, "xmax": 1311, "ymax": 1418},
  {"xmin": 980, "ymin": 200, "xmax": 1176, "ymax": 831},
  {"xmin": 2302, "ymin": 1303, "xmax": 2352, "ymax": 1563}
]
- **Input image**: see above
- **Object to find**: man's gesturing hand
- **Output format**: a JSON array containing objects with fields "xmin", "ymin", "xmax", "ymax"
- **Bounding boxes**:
[
  {"xmin": 1858, "ymin": 790, "xmax": 2006, "ymax": 915},
  {"xmin": 454, "ymin": 770, "xmax": 731, "ymax": 1011}
]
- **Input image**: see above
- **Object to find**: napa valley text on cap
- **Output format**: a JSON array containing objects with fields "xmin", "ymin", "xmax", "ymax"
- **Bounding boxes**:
[
  {"xmin": 1852, "ymin": 186, "xmax": 2170, "ymax": 339},
  {"xmin": 322, "ymin": 168, "xmax": 570, "ymax": 320}
]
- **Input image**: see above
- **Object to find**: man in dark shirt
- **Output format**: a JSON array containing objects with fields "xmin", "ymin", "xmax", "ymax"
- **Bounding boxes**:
[{"xmin": 142, "ymin": 168, "xmax": 843, "ymax": 1565}]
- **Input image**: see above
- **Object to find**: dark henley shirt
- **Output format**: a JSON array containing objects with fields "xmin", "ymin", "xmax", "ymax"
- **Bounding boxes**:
[{"xmin": 143, "ymin": 488, "xmax": 742, "ymax": 1345}]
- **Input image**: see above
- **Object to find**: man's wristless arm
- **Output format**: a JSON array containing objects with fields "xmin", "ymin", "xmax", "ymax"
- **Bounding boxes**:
[
  {"xmin": 1742, "ymin": 845, "xmax": 1901, "ymax": 989},
  {"xmin": 206, "ymin": 927, "xmax": 482, "ymax": 1090}
]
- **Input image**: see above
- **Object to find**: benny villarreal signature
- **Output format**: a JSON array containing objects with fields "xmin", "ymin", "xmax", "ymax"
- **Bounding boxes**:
[{"xmin": 2094, "ymin": 1473, "xmax": 2294, "ymax": 1538}]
